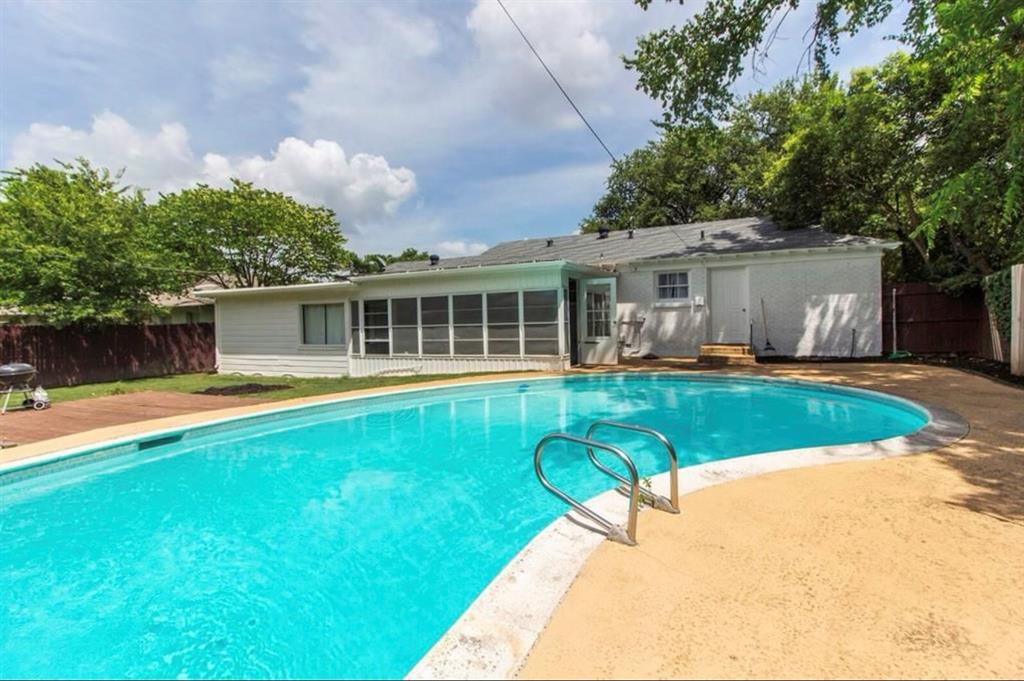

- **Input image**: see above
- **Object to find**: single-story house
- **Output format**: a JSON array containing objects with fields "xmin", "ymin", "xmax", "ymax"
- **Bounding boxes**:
[{"xmin": 203, "ymin": 217, "xmax": 898, "ymax": 377}]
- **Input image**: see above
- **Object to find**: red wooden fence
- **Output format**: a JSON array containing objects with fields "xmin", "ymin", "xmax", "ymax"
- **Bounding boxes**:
[
  {"xmin": 881, "ymin": 282, "xmax": 993, "ymax": 356},
  {"xmin": 0, "ymin": 323, "xmax": 216, "ymax": 387}
]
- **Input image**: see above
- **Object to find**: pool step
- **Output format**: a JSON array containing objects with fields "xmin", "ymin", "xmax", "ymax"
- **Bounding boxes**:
[{"xmin": 698, "ymin": 343, "xmax": 757, "ymax": 366}]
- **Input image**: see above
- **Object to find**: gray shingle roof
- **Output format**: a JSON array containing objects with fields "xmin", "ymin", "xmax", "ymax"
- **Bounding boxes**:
[{"xmin": 382, "ymin": 217, "xmax": 889, "ymax": 274}]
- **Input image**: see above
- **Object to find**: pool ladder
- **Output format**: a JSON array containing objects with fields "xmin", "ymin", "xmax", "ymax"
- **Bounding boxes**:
[{"xmin": 533, "ymin": 420, "xmax": 680, "ymax": 546}]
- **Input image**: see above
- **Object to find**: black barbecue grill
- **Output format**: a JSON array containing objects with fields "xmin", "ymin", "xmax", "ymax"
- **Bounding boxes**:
[{"xmin": 0, "ymin": 363, "xmax": 50, "ymax": 413}]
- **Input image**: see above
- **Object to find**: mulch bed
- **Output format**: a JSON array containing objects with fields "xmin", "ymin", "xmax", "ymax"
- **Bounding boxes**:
[
  {"xmin": 193, "ymin": 383, "xmax": 291, "ymax": 396},
  {"xmin": 893, "ymin": 355, "xmax": 1024, "ymax": 389},
  {"xmin": 760, "ymin": 354, "xmax": 1023, "ymax": 389}
]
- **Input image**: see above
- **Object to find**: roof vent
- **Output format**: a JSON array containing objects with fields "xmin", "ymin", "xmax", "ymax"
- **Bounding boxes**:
[
  {"xmin": 627, "ymin": 228, "xmax": 635, "ymax": 239},
  {"xmin": 429, "ymin": 254, "xmax": 440, "ymax": 266},
  {"xmin": 546, "ymin": 238, "xmax": 554, "ymax": 247},
  {"xmin": 597, "ymin": 226, "xmax": 610, "ymax": 240}
]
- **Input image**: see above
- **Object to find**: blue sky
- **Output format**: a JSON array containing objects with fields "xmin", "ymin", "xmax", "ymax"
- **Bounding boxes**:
[{"xmin": 1, "ymin": 0, "xmax": 906, "ymax": 256}]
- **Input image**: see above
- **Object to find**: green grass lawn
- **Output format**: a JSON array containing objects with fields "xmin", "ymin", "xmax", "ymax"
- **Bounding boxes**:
[{"xmin": 46, "ymin": 372, "xmax": 496, "ymax": 403}]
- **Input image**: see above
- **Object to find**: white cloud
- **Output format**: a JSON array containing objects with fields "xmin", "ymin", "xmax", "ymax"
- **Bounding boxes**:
[
  {"xmin": 466, "ymin": 0, "xmax": 618, "ymax": 129},
  {"xmin": 435, "ymin": 240, "xmax": 489, "ymax": 257},
  {"xmin": 8, "ymin": 111, "xmax": 199, "ymax": 194},
  {"xmin": 287, "ymin": 0, "xmax": 676, "ymax": 163},
  {"xmin": 7, "ymin": 111, "xmax": 417, "ymax": 226},
  {"xmin": 202, "ymin": 137, "xmax": 416, "ymax": 223}
]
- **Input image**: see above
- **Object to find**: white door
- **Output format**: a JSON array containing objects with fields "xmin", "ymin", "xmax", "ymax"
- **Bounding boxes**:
[
  {"xmin": 709, "ymin": 267, "xmax": 749, "ymax": 343},
  {"xmin": 581, "ymin": 278, "xmax": 618, "ymax": 365}
]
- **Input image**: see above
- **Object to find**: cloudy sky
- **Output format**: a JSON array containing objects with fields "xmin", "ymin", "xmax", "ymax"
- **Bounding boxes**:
[{"xmin": 1, "ymin": 0, "xmax": 905, "ymax": 256}]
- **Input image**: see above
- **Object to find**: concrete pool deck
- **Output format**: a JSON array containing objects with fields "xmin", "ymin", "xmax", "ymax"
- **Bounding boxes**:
[{"xmin": 520, "ymin": 363, "xmax": 1024, "ymax": 679}]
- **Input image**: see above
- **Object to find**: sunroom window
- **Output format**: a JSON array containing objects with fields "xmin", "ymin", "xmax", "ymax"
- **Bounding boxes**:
[
  {"xmin": 391, "ymin": 298, "xmax": 419, "ymax": 355},
  {"xmin": 486, "ymin": 292, "xmax": 520, "ymax": 355},
  {"xmin": 523, "ymin": 290, "xmax": 559, "ymax": 355},
  {"xmin": 363, "ymin": 300, "xmax": 389, "ymax": 355},
  {"xmin": 452, "ymin": 294, "xmax": 484, "ymax": 355},
  {"xmin": 420, "ymin": 296, "xmax": 450, "ymax": 355}
]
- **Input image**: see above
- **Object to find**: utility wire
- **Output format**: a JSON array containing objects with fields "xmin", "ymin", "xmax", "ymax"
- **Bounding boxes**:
[
  {"xmin": 495, "ymin": 0, "xmax": 618, "ymax": 164},
  {"xmin": 495, "ymin": 0, "xmax": 692, "ymax": 249}
]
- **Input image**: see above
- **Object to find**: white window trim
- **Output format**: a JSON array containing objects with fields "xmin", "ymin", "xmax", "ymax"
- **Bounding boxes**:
[
  {"xmin": 362, "ymin": 298, "xmax": 390, "ymax": 356},
  {"xmin": 298, "ymin": 301, "xmax": 347, "ymax": 349},
  {"xmin": 522, "ymin": 288, "xmax": 561, "ymax": 357},
  {"xmin": 654, "ymin": 270, "xmax": 691, "ymax": 306},
  {"xmin": 390, "ymin": 297, "xmax": 420, "ymax": 356},
  {"xmin": 419, "ymin": 294, "xmax": 451, "ymax": 357}
]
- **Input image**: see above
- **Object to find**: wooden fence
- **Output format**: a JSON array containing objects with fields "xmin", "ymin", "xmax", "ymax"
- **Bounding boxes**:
[
  {"xmin": 881, "ymin": 282, "xmax": 1004, "ymax": 358},
  {"xmin": 0, "ymin": 323, "xmax": 216, "ymax": 387}
]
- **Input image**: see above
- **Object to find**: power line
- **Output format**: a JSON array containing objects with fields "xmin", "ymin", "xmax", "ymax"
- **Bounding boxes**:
[{"xmin": 495, "ymin": 0, "xmax": 618, "ymax": 164}]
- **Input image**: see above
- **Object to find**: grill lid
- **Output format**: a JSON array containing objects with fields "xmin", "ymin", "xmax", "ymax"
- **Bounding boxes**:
[{"xmin": 0, "ymin": 363, "xmax": 37, "ymax": 385}]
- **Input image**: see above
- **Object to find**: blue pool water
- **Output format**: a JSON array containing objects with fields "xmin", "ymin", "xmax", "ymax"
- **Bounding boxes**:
[{"xmin": 0, "ymin": 374, "xmax": 926, "ymax": 679}]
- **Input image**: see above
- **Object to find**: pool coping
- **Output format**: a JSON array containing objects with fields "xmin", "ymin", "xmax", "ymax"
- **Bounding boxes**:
[
  {"xmin": 0, "ymin": 371, "xmax": 969, "ymax": 680},
  {"xmin": 0, "ymin": 372, "xmax": 558, "ymax": 474},
  {"xmin": 404, "ymin": 377, "xmax": 969, "ymax": 680}
]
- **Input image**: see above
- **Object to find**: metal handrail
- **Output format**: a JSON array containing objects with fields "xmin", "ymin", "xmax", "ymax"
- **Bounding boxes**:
[
  {"xmin": 585, "ymin": 420, "xmax": 680, "ymax": 513},
  {"xmin": 534, "ymin": 433, "xmax": 640, "ymax": 546}
]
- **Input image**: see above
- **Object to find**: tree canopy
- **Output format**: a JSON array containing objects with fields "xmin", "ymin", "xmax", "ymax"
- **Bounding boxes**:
[
  {"xmin": 349, "ymin": 247, "xmax": 430, "ymax": 274},
  {"xmin": 0, "ymin": 160, "xmax": 180, "ymax": 325},
  {"xmin": 581, "ymin": 81, "xmax": 812, "ymax": 233},
  {"xmin": 0, "ymin": 161, "xmax": 434, "ymax": 325},
  {"xmin": 594, "ymin": 0, "xmax": 1024, "ymax": 288},
  {"xmin": 152, "ymin": 180, "xmax": 352, "ymax": 289}
]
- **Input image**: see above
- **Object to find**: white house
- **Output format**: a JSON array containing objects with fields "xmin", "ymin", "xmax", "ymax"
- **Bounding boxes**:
[{"xmin": 203, "ymin": 217, "xmax": 898, "ymax": 377}]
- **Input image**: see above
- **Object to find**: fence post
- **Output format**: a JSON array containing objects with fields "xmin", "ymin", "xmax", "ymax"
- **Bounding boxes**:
[{"xmin": 1013, "ymin": 264, "xmax": 1023, "ymax": 377}]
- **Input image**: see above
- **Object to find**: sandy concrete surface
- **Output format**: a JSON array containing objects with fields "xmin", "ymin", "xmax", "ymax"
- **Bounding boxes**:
[{"xmin": 520, "ymin": 363, "xmax": 1024, "ymax": 679}]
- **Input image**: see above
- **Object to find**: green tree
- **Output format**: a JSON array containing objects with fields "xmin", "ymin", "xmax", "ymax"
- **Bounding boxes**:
[
  {"xmin": 625, "ymin": 0, "xmax": 1023, "ymax": 286},
  {"xmin": 0, "ymin": 160, "xmax": 179, "ymax": 325},
  {"xmin": 767, "ymin": 51, "xmax": 1022, "ymax": 285},
  {"xmin": 580, "ymin": 81, "xmax": 809, "ymax": 232},
  {"xmin": 153, "ymin": 180, "xmax": 351, "ymax": 288},
  {"xmin": 627, "ymin": 0, "xmax": 927, "ymax": 124},
  {"xmin": 350, "ymin": 247, "xmax": 430, "ymax": 274}
]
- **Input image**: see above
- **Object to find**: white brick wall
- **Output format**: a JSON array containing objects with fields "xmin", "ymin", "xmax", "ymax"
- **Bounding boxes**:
[
  {"xmin": 747, "ymin": 254, "xmax": 882, "ymax": 357},
  {"xmin": 614, "ymin": 251, "xmax": 883, "ymax": 358}
]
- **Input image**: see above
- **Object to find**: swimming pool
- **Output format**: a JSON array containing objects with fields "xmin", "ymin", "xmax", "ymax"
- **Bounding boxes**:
[{"xmin": 1, "ymin": 374, "xmax": 928, "ymax": 679}]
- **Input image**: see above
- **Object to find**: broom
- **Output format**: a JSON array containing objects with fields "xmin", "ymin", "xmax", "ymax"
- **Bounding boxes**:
[{"xmin": 760, "ymin": 298, "xmax": 776, "ymax": 354}]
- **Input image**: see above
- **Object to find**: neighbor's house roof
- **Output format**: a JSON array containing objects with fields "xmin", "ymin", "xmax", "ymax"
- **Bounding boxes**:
[{"xmin": 383, "ymin": 217, "xmax": 897, "ymax": 274}]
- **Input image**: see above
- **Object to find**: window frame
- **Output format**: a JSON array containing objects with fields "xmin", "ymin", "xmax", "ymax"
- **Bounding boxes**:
[
  {"xmin": 654, "ymin": 270, "xmax": 691, "ymax": 304},
  {"xmin": 485, "ymin": 291, "xmax": 522, "ymax": 356},
  {"xmin": 522, "ymin": 288, "xmax": 560, "ymax": 357},
  {"xmin": 419, "ymin": 295, "xmax": 451, "ymax": 356},
  {"xmin": 347, "ymin": 289, "xmax": 566, "ymax": 359},
  {"xmin": 362, "ymin": 299, "xmax": 391, "ymax": 355},
  {"xmin": 452, "ymin": 293, "xmax": 485, "ymax": 357},
  {"xmin": 390, "ymin": 297, "xmax": 420, "ymax": 355},
  {"xmin": 300, "ymin": 302, "xmax": 346, "ymax": 347}
]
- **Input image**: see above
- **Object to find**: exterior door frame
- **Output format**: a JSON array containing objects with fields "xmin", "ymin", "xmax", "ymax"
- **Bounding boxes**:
[
  {"xmin": 708, "ymin": 266, "xmax": 750, "ymax": 343},
  {"xmin": 580, "ymin": 277, "xmax": 619, "ymax": 365}
]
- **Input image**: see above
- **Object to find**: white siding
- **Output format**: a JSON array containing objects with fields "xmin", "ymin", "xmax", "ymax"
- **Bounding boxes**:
[
  {"xmin": 614, "ymin": 251, "xmax": 884, "ymax": 358},
  {"xmin": 217, "ymin": 293, "xmax": 351, "ymax": 377}
]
